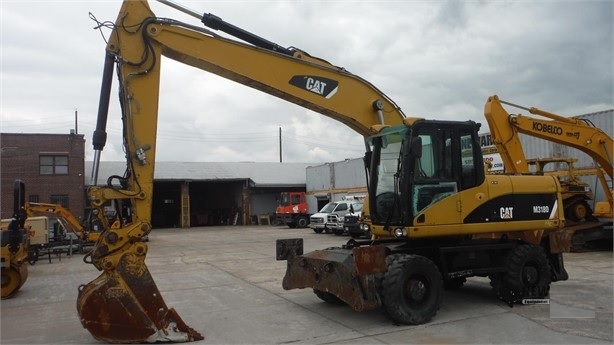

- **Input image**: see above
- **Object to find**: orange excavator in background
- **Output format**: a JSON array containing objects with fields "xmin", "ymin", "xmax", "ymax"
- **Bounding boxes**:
[{"xmin": 80, "ymin": 0, "xmax": 573, "ymax": 343}]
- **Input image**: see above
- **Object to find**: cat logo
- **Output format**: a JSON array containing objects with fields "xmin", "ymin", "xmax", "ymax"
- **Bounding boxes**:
[
  {"xmin": 500, "ymin": 207, "xmax": 513, "ymax": 219},
  {"xmin": 306, "ymin": 78, "xmax": 327, "ymax": 95},
  {"xmin": 289, "ymin": 75, "xmax": 339, "ymax": 99}
]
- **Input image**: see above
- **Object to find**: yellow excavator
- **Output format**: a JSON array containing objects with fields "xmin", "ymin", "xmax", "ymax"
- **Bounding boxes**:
[
  {"xmin": 484, "ymin": 96, "xmax": 613, "ymax": 246},
  {"xmin": 25, "ymin": 202, "xmax": 102, "ymax": 244},
  {"xmin": 484, "ymin": 95, "xmax": 613, "ymax": 220},
  {"xmin": 80, "ymin": 0, "xmax": 571, "ymax": 342},
  {"xmin": 1, "ymin": 180, "xmax": 29, "ymax": 299}
]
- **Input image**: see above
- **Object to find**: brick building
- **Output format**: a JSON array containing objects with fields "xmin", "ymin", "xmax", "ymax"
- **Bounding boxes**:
[{"xmin": 1, "ymin": 133, "xmax": 86, "ymax": 220}]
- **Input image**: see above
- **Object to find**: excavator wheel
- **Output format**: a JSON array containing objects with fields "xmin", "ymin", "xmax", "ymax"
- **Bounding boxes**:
[
  {"xmin": 77, "ymin": 246, "xmax": 203, "ymax": 343},
  {"xmin": 1, "ymin": 264, "xmax": 28, "ymax": 299},
  {"xmin": 379, "ymin": 254, "xmax": 442, "ymax": 325},
  {"xmin": 565, "ymin": 199, "xmax": 591, "ymax": 222},
  {"xmin": 490, "ymin": 244, "xmax": 550, "ymax": 305}
]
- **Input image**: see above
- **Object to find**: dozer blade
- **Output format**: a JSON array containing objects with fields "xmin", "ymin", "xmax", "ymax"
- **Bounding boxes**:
[
  {"xmin": 1, "ymin": 263, "xmax": 28, "ymax": 299},
  {"xmin": 77, "ymin": 251, "xmax": 203, "ymax": 343}
]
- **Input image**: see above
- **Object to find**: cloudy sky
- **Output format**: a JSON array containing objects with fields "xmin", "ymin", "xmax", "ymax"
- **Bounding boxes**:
[{"xmin": 2, "ymin": 0, "xmax": 612, "ymax": 164}]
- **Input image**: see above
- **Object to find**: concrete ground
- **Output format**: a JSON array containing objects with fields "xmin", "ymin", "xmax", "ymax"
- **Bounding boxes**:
[{"xmin": 1, "ymin": 225, "xmax": 612, "ymax": 344}]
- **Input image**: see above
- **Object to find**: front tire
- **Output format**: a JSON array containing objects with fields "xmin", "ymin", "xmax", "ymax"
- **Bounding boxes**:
[{"xmin": 380, "ymin": 254, "xmax": 442, "ymax": 325}]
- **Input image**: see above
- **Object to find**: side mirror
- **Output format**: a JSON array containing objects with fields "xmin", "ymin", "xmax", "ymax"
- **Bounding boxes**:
[
  {"xmin": 410, "ymin": 137, "xmax": 422, "ymax": 158},
  {"xmin": 349, "ymin": 204, "xmax": 355, "ymax": 214}
]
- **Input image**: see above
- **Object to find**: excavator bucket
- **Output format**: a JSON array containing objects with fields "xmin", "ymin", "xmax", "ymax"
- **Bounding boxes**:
[
  {"xmin": 77, "ymin": 248, "xmax": 203, "ymax": 343},
  {"xmin": 276, "ymin": 238, "xmax": 387, "ymax": 312}
]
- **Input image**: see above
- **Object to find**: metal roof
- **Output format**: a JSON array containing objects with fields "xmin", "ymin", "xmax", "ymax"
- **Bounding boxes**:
[{"xmin": 85, "ymin": 161, "xmax": 312, "ymax": 187}]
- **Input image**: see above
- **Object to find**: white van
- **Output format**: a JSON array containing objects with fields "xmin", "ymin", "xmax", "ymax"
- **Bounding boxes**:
[{"xmin": 309, "ymin": 200, "xmax": 362, "ymax": 234}]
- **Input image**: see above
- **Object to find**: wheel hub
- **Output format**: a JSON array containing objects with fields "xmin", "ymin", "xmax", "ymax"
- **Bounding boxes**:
[
  {"xmin": 523, "ymin": 265, "xmax": 539, "ymax": 285},
  {"xmin": 406, "ymin": 279, "xmax": 427, "ymax": 302}
]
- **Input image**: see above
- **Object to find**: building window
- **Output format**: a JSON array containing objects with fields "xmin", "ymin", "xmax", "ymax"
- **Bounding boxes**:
[
  {"xmin": 50, "ymin": 195, "xmax": 69, "ymax": 208},
  {"xmin": 40, "ymin": 155, "xmax": 68, "ymax": 175},
  {"xmin": 29, "ymin": 195, "xmax": 39, "ymax": 203}
]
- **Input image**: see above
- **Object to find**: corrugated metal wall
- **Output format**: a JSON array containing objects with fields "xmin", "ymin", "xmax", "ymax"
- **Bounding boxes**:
[{"xmin": 306, "ymin": 158, "xmax": 367, "ymax": 214}]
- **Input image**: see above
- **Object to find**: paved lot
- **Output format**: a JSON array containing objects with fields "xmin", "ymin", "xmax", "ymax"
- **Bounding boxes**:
[{"xmin": 1, "ymin": 226, "xmax": 612, "ymax": 344}]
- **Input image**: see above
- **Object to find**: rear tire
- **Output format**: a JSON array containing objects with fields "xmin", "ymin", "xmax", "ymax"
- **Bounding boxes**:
[
  {"xmin": 296, "ymin": 216, "xmax": 309, "ymax": 228},
  {"xmin": 490, "ymin": 244, "xmax": 551, "ymax": 305},
  {"xmin": 380, "ymin": 254, "xmax": 442, "ymax": 325}
]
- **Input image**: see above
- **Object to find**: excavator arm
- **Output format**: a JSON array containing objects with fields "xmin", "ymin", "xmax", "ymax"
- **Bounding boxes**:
[
  {"xmin": 484, "ymin": 95, "xmax": 613, "ymax": 177},
  {"xmin": 79, "ymin": 0, "xmax": 405, "ymax": 343}
]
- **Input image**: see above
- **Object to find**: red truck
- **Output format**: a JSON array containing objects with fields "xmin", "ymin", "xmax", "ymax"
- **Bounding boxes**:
[{"xmin": 275, "ymin": 192, "xmax": 310, "ymax": 228}]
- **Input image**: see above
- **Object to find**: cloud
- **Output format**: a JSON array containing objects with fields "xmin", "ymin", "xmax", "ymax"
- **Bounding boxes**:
[{"xmin": 2, "ymin": 0, "xmax": 612, "ymax": 164}]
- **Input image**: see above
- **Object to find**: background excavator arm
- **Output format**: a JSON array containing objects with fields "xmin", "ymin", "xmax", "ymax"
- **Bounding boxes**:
[
  {"xmin": 79, "ymin": 0, "xmax": 406, "ymax": 343},
  {"xmin": 484, "ymin": 95, "xmax": 613, "ymax": 177}
]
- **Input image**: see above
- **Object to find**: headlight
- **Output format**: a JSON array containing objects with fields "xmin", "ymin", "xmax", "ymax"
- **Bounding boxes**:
[
  {"xmin": 360, "ymin": 223, "xmax": 370, "ymax": 231},
  {"xmin": 393, "ymin": 227, "xmax": 407, "ymax": 238}
]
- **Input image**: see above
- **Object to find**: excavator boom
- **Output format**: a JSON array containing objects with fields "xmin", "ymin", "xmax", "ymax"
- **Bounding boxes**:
[
  {"xmin": 485, "ymin": 95, "xmax": 613, "ymax": 178},
  {"xmin": 80, "ymin": 0, "xmax": 405, "ymax": 343}
]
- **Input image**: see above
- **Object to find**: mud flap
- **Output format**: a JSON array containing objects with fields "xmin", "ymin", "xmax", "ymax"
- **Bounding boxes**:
[
  {"xmin": 77, "ymin": 249, "xmax": 203, "ymax": 343},
  {"xmin": 276, "ymin": 238, "xmax": 386, "ymax": 312}
]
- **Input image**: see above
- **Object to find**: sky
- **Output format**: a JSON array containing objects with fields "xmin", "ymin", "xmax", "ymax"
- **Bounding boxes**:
[{"xmin": 1, "ymin": 0, "xmax": 612, "ymax": 164}]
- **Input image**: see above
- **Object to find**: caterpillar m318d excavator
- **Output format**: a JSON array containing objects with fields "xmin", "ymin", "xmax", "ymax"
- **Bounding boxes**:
[{"xmin": 80, "ymin": 0, "xmax": 571, "ymax": 343}]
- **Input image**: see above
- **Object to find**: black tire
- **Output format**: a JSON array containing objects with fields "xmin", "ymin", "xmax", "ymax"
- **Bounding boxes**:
[
  {"xmin": 443, "ymin": 277, "xmax": 466, "ymax": 290},
  {"xmin": 296, "ymin": 217, "xmax": 309, "ymax": 228},
  {"xmin": 565, "ymin": 199, "xmax": 592, "ymax": 222},
  {"xmin": 312, "ymin": 228, "xmax": 323, "ymax": 234},
  {"xmin": 380, "ymin": 254, "xmax": 442, "ymax": 325},
  {"xmin": 332, "ymin": 228, "xmax": 344, "ymax": 236},
  {"xmin": 491, "ymin": 244, "xmax": 551, "ymax": 305},
  {"xmin": 313, "ymin": 289, "xmax": 345, "ymax": 305}
]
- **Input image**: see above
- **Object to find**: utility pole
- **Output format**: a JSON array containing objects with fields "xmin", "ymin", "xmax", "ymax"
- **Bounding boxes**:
[
  {"xmin": 279, "ymin": 126, "xmax": 282, "ymax": 163},
  {"xmin": 74, "ymin": 109, "xmax": 78, "ymax": 134}
]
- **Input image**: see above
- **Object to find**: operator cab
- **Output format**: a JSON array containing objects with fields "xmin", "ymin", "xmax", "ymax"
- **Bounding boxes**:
[{"xmin": 366, "ymin": 119, "xmax": 484, "ymax": 227}]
